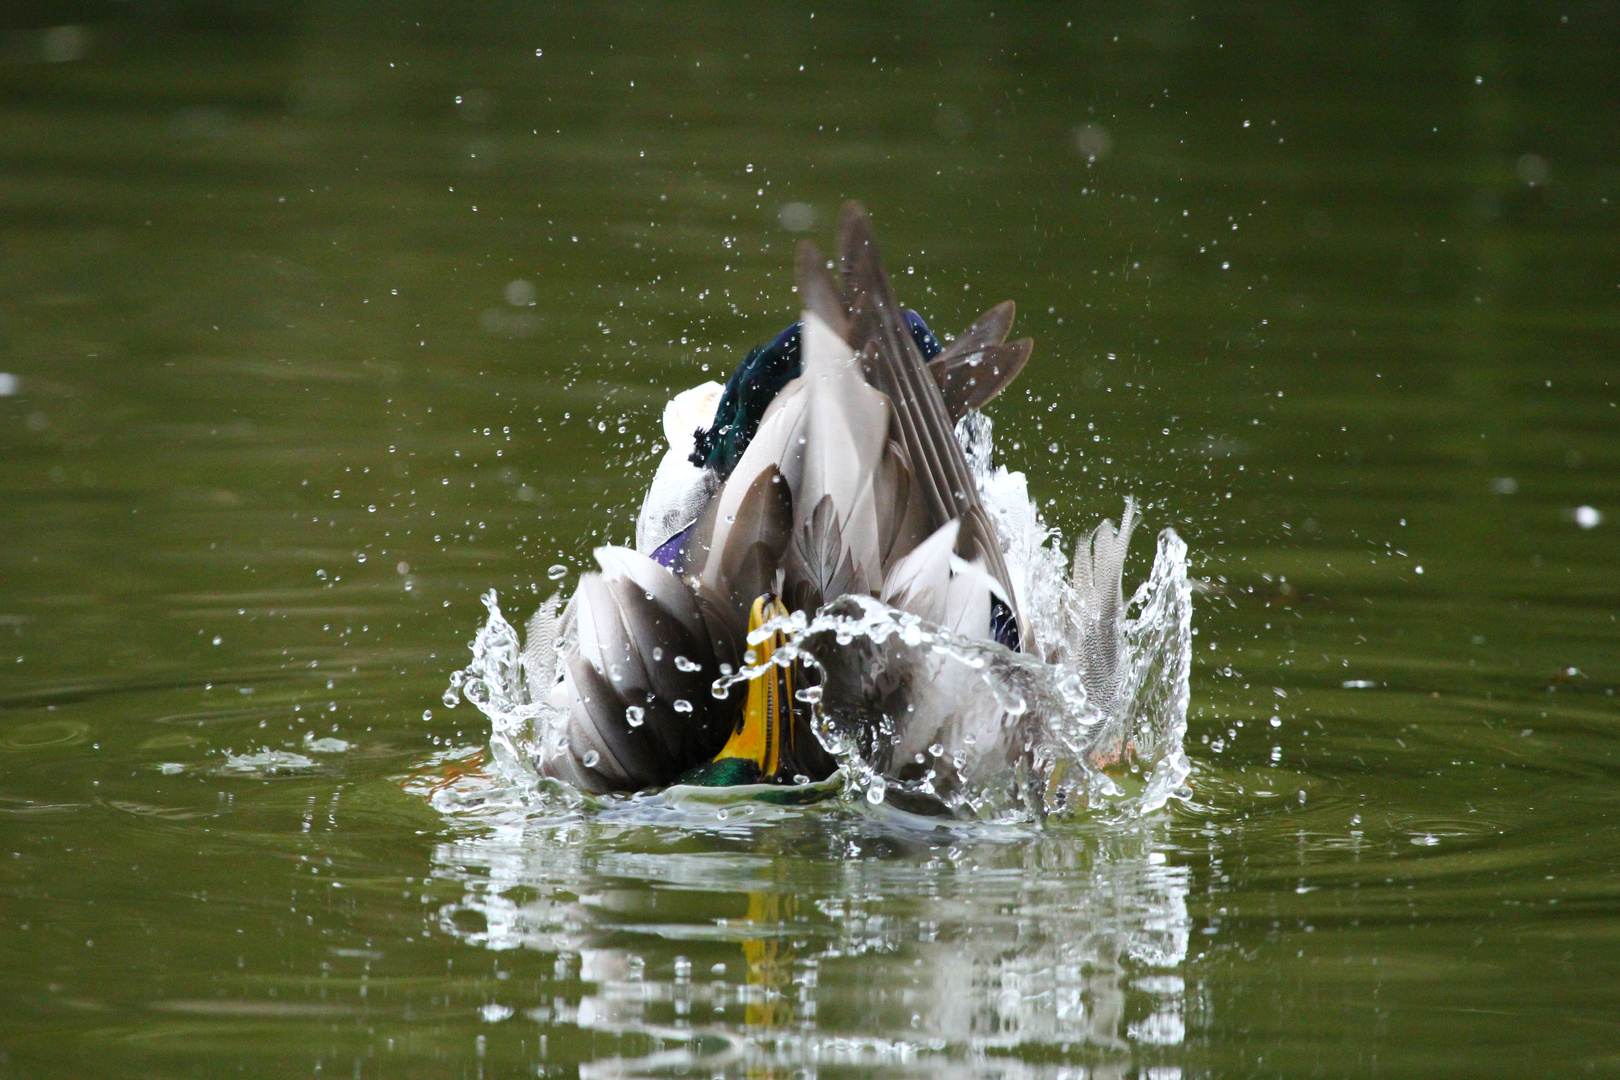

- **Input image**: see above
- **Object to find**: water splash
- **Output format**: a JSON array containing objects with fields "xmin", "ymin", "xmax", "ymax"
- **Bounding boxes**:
[{"xmin": 446, "ymin": 412, "xmax": 1193, "ymax": 823}]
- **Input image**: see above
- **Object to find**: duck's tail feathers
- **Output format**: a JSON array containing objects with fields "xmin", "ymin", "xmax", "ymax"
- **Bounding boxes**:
[
  {"xmin": 1068, "ymin": 496, "xmax": 1139, "ymax": 715},
  {"xmin": 836, "ymin": 201, "xmax": 1025, "ymax": 643},
  {"xmin": 542, "ymin": 547, "xmax": 740, "ymax": 793},
  {"xmin": 795, "ymin": 240, "xmax": 852, "ymax": 345}
]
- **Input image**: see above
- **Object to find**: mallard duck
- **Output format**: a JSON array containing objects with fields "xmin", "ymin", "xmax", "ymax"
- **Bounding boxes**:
[{"xmin": 505, "ymin": 202, "xmax": 1185, "ymax": 815}]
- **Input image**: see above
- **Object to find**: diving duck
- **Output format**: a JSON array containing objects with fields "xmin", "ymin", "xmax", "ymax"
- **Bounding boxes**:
[{"xmin": 528, "ymin": 203, "xmax": 1088, "ymax": 797}]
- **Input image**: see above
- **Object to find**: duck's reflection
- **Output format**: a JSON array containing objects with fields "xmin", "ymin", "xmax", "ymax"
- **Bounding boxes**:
[{"xmin": 430, "ymin": 815, "xmax": 1190, "ymax": 1076}]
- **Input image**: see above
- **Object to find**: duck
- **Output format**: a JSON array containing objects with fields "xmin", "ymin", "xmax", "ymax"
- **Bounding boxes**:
[{"xmin": 525, "ymin": 202, "xmax": 1102, "ymax": 801}]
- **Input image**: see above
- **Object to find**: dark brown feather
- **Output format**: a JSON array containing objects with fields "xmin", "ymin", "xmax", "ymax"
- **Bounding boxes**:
[
  {"xmin": 700, "ymin": 463, "xmax": 793, "ymax": 627},
  {"xmin": 930, "ymin": 338, "xmax": 1033, "ymax": 422},
  {"xmin": 936, "ymin": 300, "xmax": 1016, "ymax": 360}
]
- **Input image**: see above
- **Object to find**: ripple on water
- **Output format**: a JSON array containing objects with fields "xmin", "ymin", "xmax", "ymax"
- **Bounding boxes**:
[{"xmin": 0, "ymin": 719, "xmax": 90, "ymax": 752}]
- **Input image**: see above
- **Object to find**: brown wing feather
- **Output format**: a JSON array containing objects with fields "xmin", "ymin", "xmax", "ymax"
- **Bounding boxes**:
[
  {"xmin": 936, "ymin": 300, "xmax": 1016, "ymax": 360},
  {"xmin": 930, "ymin": 338, "xmax": 1033, "ymax": 422},
  {"xmin": 698, "ymin": 462, "xmax": 793, "ymax": 627}
]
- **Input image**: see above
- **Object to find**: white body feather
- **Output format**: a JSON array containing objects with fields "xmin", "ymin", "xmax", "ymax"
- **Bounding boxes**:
[{"xmin": 635, "ymin": 381, "xmax": 723, "ymax": 555}]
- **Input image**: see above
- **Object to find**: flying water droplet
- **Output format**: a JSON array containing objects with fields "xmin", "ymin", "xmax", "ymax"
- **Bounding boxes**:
[
  {"xmin": 673, "ymin": 655, "xmax": 701, "ymax": 672},
  {"xmin": 582, "ymin": 750, "xmax": 600, "ymax": 768},
  {"xmin": 625, "ymin": 705, "xmax": 645, "ymax": 727},
  {"xmin": 547, "ymin": 564, "xmax": 568, "ymax": 580},
  {"xmin": 672, "ymin": 699, "xmax": 693, "ymax": 713}
]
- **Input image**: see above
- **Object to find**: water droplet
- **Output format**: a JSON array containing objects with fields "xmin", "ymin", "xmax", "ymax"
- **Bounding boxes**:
[
  {"xmin": 865, "ymin": 777, "xmax": 886, "ymax": 804},
  {"xmin": 652, "ymin": 647, "xmax": 664, "ymax": 661},
  {"xmin": 582, "ymin": 750, "xmax": 600, "ymax": 768},
  {"xmin": 422, "ymin": 709, "xmax": 432, "ymax": 721},
  {"xmin": 441, "ymin": 687, "xmax": 459, "ymax": 708},
  {"xmin": 547, "ymin": 564, "xmax": 568, "ymax": 580},
  {"xmin": 673, "ymin": 655, "xmax": 701, "ymax": 672},
  {"xmin": 625, "ymin": 705, "xmax": 645, "ymax": 727},
  {"xmin": 672, "ymin": 699, "xmax": 693, "ymax": 714},
  {"xmin": 928, "ymin": 743, "xmax": 944, "ymax": 757}
]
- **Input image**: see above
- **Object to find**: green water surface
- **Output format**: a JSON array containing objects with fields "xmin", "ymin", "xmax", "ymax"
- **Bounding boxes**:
[{"xmin": 2, "ymin": 3, "xmax": 1618, "ymax": 1077}]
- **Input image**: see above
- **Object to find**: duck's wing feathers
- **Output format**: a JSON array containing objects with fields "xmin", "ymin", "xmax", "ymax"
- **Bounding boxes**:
[
  {"xmin": 695, "ymin": 462, "xmax": 793, "ymax": 629},
  {"xmin": 836, "ymin": 202, "xmax": 1024, "ymax": 640},
  {"xmin": 702, "ymin": 261, "xmax": 909, "ymax": 614},
  {"xmin": 795, "ymin": 240, "xmax": 852, "ymax": 344},
  {"xmin": 541, "ymin": 547, "xmax": 739, "ymax": 792}
]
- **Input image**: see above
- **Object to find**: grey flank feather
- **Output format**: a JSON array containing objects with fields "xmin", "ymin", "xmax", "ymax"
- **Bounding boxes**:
[
  {"xmin": 1068, "ymin": 496, "xmax": 1139, "ymax": 720},
  {"xmin": 521, "ymin": 592, "xmax": 562, "ymax": 704},
  {"xmin": 636, "ymin": 459, "xmax": 717, "ymax": 556}
]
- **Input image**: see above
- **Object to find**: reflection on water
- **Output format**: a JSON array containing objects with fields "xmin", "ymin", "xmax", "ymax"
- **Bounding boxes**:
[{"xmin": 429, "ymin": 807, "xmax": 1190, "ymax": 1076}]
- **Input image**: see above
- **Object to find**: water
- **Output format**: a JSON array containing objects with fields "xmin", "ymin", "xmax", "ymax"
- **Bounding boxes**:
[{"xmin": 2, "ymin": 4, "xmax": 1618, "ymax": 1076}]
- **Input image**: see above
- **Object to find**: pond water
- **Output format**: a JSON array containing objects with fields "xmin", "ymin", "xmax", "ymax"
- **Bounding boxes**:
[{"xmin": 2, "ymin": 4, "xmax": 1617, "ymax": 1077}]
